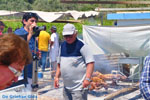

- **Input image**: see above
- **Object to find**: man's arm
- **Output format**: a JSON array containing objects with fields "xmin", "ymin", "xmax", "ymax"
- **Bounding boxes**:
[
  {"xmin": 50, "ymin": 41, "xmax": 54, "ymax": 49},
  {"xmin": 54, "ymin": 64, "xmax": 61, "ymax": 88},
  {"xmin": 27, "ymin": 33, "xmax": 33, "ymax": 42},
  {"xmin": 85, "ymin": 62, "xmax": 94, "ymax": 79},
  {"xmin": 82, "ymin": 62, "xmax": 94, "ymax": 88},
  {"xmin": 36, "ymin": 37, "xmax": 39, "ymax": 42}
]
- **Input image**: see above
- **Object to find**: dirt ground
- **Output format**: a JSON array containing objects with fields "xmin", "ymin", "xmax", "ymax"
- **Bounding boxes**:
[{"xmin": 37, "ymin": 68, "xmax": 144, "ymax": 100}]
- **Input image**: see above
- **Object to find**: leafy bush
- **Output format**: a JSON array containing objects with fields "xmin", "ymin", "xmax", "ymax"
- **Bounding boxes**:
[
  {"xmin": 3, "ymin": 21, "xmax": 82, "ymax": 40},
  {"xmin": 3, "ymin": 21, "xmax": 22, "ymax": 33}
]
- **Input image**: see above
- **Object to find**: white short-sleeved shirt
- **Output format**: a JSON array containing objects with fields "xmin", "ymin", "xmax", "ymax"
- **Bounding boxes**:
[{"xmin": 50, "ymin": 32, "xmax": 59, "ymax": 62}]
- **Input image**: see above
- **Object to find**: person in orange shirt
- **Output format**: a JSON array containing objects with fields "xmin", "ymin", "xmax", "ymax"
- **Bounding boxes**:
[{"xmin": 0, "ymin": 34, "xmax": 32, "ymax": 90}]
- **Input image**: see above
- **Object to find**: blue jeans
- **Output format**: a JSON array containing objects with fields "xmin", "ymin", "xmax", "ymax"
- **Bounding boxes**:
[
  {"xmin": 23, "ymin": 62, "xmax": 33, "ymax": 78},
  {"xmin": 40, "ymin": 51, "xmax": 48, "ymax": 71}
]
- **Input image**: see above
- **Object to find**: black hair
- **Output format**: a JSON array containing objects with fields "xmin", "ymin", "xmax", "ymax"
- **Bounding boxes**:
[
  {"xmin": 22, "ymin": 12, "xmax": 38, "ymax": 26},
  {"xmin": 43, "ymin": 25, "xmax": 46, "ymax": 30},
  {"xmin": 51, "ymin": 26, "xmax": 57, "ymax": 32},
  {"xmin": 0, "ymin": 21, "xmax": 5, "ymax": 27}
]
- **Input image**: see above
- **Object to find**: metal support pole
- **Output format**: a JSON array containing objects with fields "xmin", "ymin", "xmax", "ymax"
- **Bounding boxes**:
[
  {"xmin": 31, "ymin": 39, "xmax": 38, "ymax": 91},
  {"xmin": 100, "ymin": 12, "xmax": 103, "ymax": 26}
]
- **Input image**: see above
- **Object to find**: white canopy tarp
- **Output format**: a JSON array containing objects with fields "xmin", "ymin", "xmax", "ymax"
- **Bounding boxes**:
[
  {"xmin": 24, "ymin": 11, "xmax": 63, "ymax": 23},
  {"xmin": 65, "ymin": 10, "xmax": 99, "ymax": 20},
  {"xmin": 0, "ymin": 10, "xmax": 99, "ymax": 22},
  {"xmin": 0, "ymin": 10, "xmax": 19, "ymax": 16},
  {"xmin": 83, "ymin": 25, "xmax": 150, "ymax": 57},
  {"xmin": 25, "ymin": 10, "xmax": 99, "ymax": 21}
]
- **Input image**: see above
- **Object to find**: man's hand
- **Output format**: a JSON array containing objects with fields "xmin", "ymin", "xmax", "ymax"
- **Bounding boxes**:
[
  {"xmin": 29, "ymin": 23, "xmax": 36, "ymax": 34},
  {"xmin": 82, "ymin": 79, "xmax": 91, "ymax": 88},
  {"xmin": 54, "ymin": 77, "xmax": 59, "ymax": 88},
  {"xmin": 27, "ymin": 23, "xmax": 36, "ymax": 41},
  {"xmin": 83, "ymin": 62, "xmax": 94, "ymax": 88},
  {"xmin": 37, "ymin": 51, "xmax": 41, "ymax": 59}
]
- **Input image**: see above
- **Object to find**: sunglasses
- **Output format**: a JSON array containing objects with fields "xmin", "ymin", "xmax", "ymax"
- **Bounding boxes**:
[
  {"xmin": 30, "ymin": 20, "xmax": 37, "ymax": 23},
  {"xmin": 8, "ymin": 66, "xmax": 22, "ymax": 77},
  {"xmin": 64, "ymin": 35, "xmax": 74, "ymax": 38}
]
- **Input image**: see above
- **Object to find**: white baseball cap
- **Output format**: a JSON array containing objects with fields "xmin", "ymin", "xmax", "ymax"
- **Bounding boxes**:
[{"xmin": 62, "ymin": 23, "xmax": 76, "ymax": 36}]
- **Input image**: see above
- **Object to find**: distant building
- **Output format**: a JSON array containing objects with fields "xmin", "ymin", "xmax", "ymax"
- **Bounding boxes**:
[{"xmin": 107, "ymin": 12, "xmax": 150, "ymax": 26}]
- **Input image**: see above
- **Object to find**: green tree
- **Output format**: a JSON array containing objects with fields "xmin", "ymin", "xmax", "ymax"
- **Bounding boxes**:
[
  {"xmin": 32, "ymin": 0, "xmax": 67, "ymax": 11},
  {"xmin": 0, "ymin": 0, "xmax": 32, "ymax": 11},
  {"xmin": 24, "ymin": 0, "xmax": 34, "ymax": 4}
]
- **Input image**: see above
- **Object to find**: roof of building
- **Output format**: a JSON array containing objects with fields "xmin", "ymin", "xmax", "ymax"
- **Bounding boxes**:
[{"xmin": 107, "ymin": 12, "xmax": 150, "ymax": 20}]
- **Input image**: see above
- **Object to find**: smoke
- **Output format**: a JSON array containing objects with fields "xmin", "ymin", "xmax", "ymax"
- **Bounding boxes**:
[{"xmin": 94, "ymin": 54, "xmax": 118, "ymax": 74}]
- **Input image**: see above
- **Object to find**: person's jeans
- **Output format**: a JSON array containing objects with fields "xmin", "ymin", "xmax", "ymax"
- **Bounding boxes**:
[
  {"xmin": 51, "ymin": 61, "xmax": 57, "ymax": 71},
  {"xmin": 63, "ymin": 87, "xmax": 88, "ymax": 100},
  {"xmin": 40, "ymin": 51, "xmax": 48, "ymax": 71}
]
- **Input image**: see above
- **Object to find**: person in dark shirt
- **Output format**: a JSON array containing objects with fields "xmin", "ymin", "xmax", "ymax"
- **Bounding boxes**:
[{"xmin": 0, "ymin": 21, "xmax": 5, "ymax": 35}]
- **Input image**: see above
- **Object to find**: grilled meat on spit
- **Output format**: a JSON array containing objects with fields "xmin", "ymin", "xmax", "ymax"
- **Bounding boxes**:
[
  {"xmin": 89, "ymin": 77, "xmax": 108, "ymax": 90},
  {"xmin": 89, "ymin": 71, "xmax": 127, "ymax": 90}
]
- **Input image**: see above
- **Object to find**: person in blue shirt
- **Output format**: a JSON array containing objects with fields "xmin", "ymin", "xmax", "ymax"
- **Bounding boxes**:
[{"xmin": 14, "ymin": 12, "xmax": 38, "ymax": 90}]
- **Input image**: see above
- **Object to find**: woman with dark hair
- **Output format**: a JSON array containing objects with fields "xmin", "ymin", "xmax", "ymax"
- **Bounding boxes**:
[
  {"xmin": 7, "ymin": 27, "xmax": 13, "ymax": 34},
  {"xmin": 0, "ymin": 33, "xmax": 32, "ymax": 90},
  {"xmin": 0, "ymin": 21, "xmax": 5, "ymax": 35}
]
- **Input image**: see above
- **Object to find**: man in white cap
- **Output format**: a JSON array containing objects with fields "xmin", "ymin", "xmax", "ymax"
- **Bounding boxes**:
[{"xmin": 54, "ymin": 23, "xmax": 94, "ymax": 100}]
